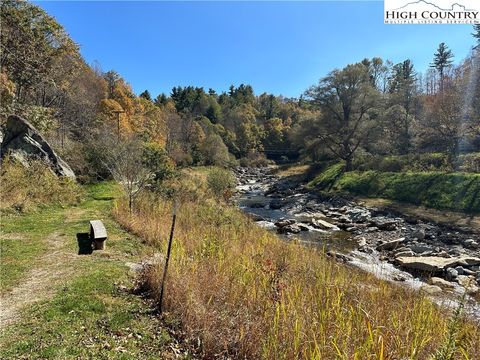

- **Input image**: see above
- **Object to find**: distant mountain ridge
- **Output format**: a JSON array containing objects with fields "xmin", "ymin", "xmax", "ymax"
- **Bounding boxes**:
[{"xmin": 393, "ymin": 0, "xmax": 475, "ymax": 11}]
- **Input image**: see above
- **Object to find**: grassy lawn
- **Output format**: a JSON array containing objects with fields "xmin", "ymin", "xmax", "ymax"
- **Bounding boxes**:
[{"xmin": 0, "ymin": 182, "xmax": 182, "ymax": 359}]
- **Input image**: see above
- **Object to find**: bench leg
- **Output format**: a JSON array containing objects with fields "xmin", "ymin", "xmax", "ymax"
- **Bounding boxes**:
[{"xmin": 94, "ymin": 240, "xmax": 105, "ymax": 250}]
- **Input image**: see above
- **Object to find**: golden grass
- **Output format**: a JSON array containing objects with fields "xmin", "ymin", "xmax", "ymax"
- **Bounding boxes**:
[
  {"xmin": 274, "ymin": 164, "xmax": 312, "ymax": 178},
  {"xmin": 113, "ymin": 170, "xmax": 480, "ymax": 359},
  {"xmin": 0, "ymin": 156, "xmax": 82, "ymax": 213}
]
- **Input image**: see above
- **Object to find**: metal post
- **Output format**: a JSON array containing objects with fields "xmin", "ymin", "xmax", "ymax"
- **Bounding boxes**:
[{"xmin": 159, "ymin": 201, "xmax": 177, "ymax": 314}]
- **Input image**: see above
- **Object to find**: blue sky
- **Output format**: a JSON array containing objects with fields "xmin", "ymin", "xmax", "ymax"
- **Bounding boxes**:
[{"xmin": 35, "ymin": 1, "xmax": 476, "ymax": 98}]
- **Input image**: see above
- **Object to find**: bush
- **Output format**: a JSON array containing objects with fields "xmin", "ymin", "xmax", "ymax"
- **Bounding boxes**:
[
  {"xmin": 0, "ymin": 156, "xmax": 83, "ymax": 213},
  {"xmin": 206, "ymin": 167, "xmax": 236, "ymax": 200},
  {"xmin": 142, "ymin": 142, "xmax": 177, "ymax": 194},
  {"xmin": 457, "ymin": 153, "xmax": 480, "ymax": 173},
  {"xmin": 239, "ymin": 151, "xmax": 271, "ymax": 167}
]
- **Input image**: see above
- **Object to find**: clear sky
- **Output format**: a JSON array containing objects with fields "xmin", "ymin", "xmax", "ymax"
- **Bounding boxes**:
[{"xmin": 34, "ymin": 1, "xmax": 476, "ymax": 98}]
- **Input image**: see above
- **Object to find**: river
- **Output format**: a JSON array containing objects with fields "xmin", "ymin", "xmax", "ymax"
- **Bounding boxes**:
[{"xmin": 235, "ymin": 166, "xmax": 480, "ymax": 321}]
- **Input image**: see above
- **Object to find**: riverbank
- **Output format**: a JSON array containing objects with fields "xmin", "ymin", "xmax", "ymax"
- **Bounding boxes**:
[
  {"xmin": 114, "ymin": 167, "xmax": 480, "ymax": 359},
  {"xmin": 305, "ymin": 162, "xmax": 480, "ymax": 213},
  {"xmin": 235, "ymin": 166, "xmax": 480, "ymax": 317}
]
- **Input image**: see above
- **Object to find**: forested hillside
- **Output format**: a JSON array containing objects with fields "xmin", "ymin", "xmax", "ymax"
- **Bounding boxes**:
[{"xmin": 2, "ymin": 1, "xmax": 479, "ymax": 184}]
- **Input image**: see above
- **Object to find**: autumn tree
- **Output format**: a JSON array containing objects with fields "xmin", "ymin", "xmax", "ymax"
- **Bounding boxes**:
[
  {"xmin": 305, "ymin": 62, "xmax": 382, "ymax": 170},
  {"xmin": 0, "ymin": 0, "xmax": 78, "ymax": 102}
]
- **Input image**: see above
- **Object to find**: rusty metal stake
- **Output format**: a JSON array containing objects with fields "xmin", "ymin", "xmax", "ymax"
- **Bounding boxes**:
[{"xmin": 159, "ymin": 201, "xmax": 177, "ymax": 315}]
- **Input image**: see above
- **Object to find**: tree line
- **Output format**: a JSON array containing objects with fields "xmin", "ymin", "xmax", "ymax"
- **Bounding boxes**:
[{"xmin": 1, "ymin": 0, "xmax": 479, "ymax": 181}]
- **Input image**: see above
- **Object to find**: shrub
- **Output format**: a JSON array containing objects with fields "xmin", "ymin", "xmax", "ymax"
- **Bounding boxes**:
[
  {"xmin": 142, "ymin": 142, "xmax": 177, "ymax": 194},
  {"xmin": 457, "ymin": 153, "xmax": 480, "ymax": 173},
  {"xmin": 206, "ymin": 167, "xmax": 236, "ymax": 200},
  {"xmin": 239, "ymin": 151, "xmax": 271, "ymax": 167}
]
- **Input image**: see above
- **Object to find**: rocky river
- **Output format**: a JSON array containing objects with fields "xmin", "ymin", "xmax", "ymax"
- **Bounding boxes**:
[{"xmin": 234, "ymin": 166, "xmax": 480, "ymax": 321}]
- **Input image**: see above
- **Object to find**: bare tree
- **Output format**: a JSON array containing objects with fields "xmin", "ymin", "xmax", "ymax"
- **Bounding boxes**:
[{"xmin": 103, "ymin": 136, "xmax": 152, "ymax": 212}]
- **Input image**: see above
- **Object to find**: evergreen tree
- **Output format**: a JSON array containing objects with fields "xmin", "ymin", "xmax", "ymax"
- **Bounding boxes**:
[
  {"xmin": 430, "ymin": 42, "xmax": 453, "ymax": 92},
  {"xmin": 154, "ymin": 93, "xmax": 168, "ymax": 106},
  {"xmin": 104, "ymin": 70, "xmax": 120, "ymax": 98},
  {"xmin": 139, "ymin": 89, "xmax": 152, "ymax": 101},
  {"xmin": 387, "ymin": 59, "xmax": 417, "ymax": 154}
]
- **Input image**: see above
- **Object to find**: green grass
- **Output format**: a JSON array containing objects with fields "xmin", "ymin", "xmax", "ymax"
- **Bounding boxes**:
[
  {"xmin": 0, "ymin": 182, "xmax": 180, "ymax": 359},
  {"xmin": 0, "ymin": 207, "xmax": 66, "ymax": 292},
  {"xmin": 0, "ymin": 261, "xmax": 171, "ymax": 359},
  {"xmin": 308, "ymin": 163, "xmax": 480, "ymax": 213}
]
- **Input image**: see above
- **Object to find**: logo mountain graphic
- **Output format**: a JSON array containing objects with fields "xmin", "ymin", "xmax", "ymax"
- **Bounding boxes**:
[{"xmin": 394, "ymin": 0, "xmax": 475, "ymax": 11}]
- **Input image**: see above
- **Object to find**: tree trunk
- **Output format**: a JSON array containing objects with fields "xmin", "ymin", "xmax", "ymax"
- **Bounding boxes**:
[
  {"xmin": 129, "ymin": 195, "xmax": 133, "ymax": 214},
  {"xmin": 345, "ymin": 157, "xmax": 353, "ymax": 172}
]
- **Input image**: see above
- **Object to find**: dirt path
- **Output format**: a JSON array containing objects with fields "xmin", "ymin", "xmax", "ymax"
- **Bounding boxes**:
[{"xmin": 0, "ymin": 230, "xmax": 79, "ymax": 326}]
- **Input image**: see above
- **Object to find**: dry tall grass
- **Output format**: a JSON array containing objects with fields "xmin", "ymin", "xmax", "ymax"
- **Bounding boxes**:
[
  {"xmin": 0, "ymin": 156, "xmax": 82, "ymax": 212},
  {"xmin": 113, "ymin": 170, "xmax": 480, "ymax": 359}
]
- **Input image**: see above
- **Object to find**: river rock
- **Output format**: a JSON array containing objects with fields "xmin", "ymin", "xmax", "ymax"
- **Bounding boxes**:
[
  {"xmin": 370, "ymin": 218, "xmax": 397, "ymax": 231},
  {"xmin": 430, "ymin": 277, "xmax": 455, "ymax": 289},
  {"xmin": 421, "ymin": 284, "xmax": 443, "ymax": 295},
  {"xmin": 446, "ymin": 268, "xmax": 459, "ymax": 281},
  {"xmin": 412, "ymin": 229, "xmax": 426, "ymax": 241},
  {"xmin": 274, "ymin": 219, "xmax": 295, "ymax": 228},
  {"xmin": 251, "ymin": 203, "xmax": 266, "ymax": 209},
  {"xmin": 377, "ymin": 237, "xmax": 405, "ymax": 251},
  {"xmin": 269, "ymin": 199, "xmax": 284, "ymax": 209},
  {"xmin": 410, "ymin": 243, "xmax": 432, "ymax": 254},
  {"xmin": 247, "ymin": 213, "xmax": 265, "ymax": 222},
  {"xmin": 298, "ymin": 223, "xmax": 310, "ymax": 231},
  {"xmin": 1, "ymin": 115, "xmax": 75, "ymax": 179},
  {"xmin": 456, "ymin": 275, "xmax": 479, "ymax": 294},
  {"xmin": 311, "ymin": 218, "xmax": 339, "ymax": 231},
  {"xmin": 277, "ymin": 224, "xmax": 301, "ymax": 234},
  {"xmin": 395, "ymin": 250, "xmax": 415, "ymax": 258},
  {"xmin": 396, "ymin": 256, "xmax": 480, "ymax": 273},
  {"xmin": 464, "ymin": 239, "xmax": 479, "ymax": 249}
]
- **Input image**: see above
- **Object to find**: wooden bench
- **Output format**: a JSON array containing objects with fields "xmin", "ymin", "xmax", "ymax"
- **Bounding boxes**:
[{"xmin": 89, "ymin": 220, "xmax": 107, "ymax": 250}]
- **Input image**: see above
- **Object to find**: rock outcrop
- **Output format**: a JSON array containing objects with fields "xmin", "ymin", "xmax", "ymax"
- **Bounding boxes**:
[{"xmin": 0, "ymin": 115, "xmax": 75, "ymax": 179}]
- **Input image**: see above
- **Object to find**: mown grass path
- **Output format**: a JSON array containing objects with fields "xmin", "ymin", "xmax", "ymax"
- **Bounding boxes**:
[{"xmin": 0, "ymin": 183, "xmax": 183, "ymax": 359}]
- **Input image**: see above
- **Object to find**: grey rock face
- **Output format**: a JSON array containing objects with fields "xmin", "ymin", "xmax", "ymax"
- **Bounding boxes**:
[{"xmin": 1, "ymin": 115, "xmax": 75, "ymax": 179}]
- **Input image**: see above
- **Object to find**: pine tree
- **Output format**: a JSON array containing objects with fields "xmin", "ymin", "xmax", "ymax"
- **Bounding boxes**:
[
  {"xmin": 430, "ymin": 42, "xmax": 453, "ymax": 92},
  {"xmin": 139, "ymin": 90, "xmax": 152, "ymax": 101}
]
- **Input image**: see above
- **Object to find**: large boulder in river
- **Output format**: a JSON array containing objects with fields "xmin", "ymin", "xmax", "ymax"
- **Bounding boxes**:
[
  {"xmin": 1, "ymin": 115, "xmax": 75, "ymax": 179},
  {"xmin": 396, "ymin": 256, "xmax": 480, "ymax": 273}
]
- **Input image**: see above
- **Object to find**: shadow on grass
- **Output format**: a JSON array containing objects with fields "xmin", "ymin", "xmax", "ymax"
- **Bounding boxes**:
[
  {"xmin": 92, "ymin": 196, "xmax": 115, "ymax": 201},
  {"xmin": 76, "ymin": 233, "xmax": 93, "ymax": 255}
]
